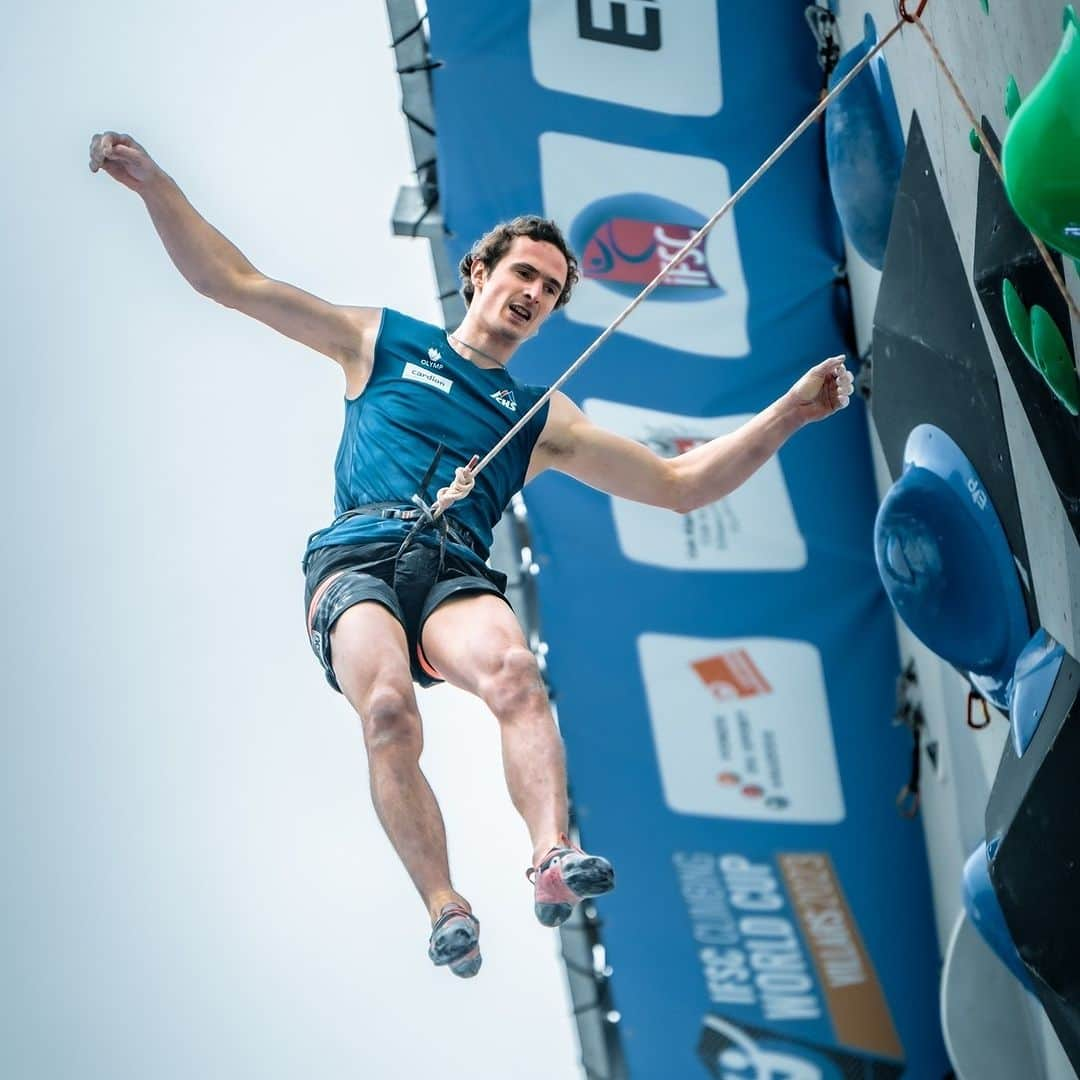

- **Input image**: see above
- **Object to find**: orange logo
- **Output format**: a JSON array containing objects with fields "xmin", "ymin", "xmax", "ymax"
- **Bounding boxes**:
[{"xmin": 691, "ymin": 649, "xmax": 772, "ymax": 701}]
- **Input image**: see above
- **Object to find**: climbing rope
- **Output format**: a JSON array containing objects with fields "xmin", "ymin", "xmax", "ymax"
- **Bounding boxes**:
[
  {"xmin": 907, "ymin": 10, "xmax": 1080, "ymax": 324},
  {"xmin": 426, "ymin": 8, "xmax": 914, "ymax": 520}
]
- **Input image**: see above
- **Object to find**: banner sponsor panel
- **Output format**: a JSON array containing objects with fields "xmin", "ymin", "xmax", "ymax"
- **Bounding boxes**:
[
  {"xmin": 540, "ymin": 133, "xmax": 749, "ymax": 356},
  {"xmin": 675, "ymin": 849, "xmax": 904, "ymax": 1075},
  {"xmin": 529, "ymin": 0, "xmax": 723, "ymax": 116},
  {"xmin": 639, "ymin": 634, "xmax": 844, "ymax": 823},
  {"xmin": 427, "ymin": 3, "xmax": 948, "ymax": 1075},
  {"xmin": 583, "ymin": 399, "xmax": 806, "ymax": 570}
]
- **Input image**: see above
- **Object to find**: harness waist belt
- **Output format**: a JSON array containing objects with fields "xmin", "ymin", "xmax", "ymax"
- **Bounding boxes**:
[{"xmin": 334, "ymin": 503, "xmax": 487, "ymax": 559}]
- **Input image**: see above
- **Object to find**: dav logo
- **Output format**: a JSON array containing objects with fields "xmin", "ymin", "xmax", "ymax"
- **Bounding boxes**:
[
  {"xmin": 491, "ymin": 389, "xmax": 518, "ymax": 413},
  {"xmin": 540, "ymin": 133, "xmax": 749, "ymax": 357}
]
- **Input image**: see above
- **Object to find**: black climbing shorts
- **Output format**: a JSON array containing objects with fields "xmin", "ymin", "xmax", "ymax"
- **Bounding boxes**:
[{"xmin": 303, "ymin": 538, "xmax": 510, "ymax": 691}]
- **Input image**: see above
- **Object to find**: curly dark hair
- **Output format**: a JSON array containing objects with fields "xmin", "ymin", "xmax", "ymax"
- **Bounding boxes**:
[{"xmin": 459, "ymin": 215, "xmax": 579, "ymax": 309}]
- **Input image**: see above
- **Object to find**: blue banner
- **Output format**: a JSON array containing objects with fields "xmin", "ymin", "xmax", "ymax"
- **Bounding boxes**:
[{"xmin": 427, "ymin": 3, "xmax": 947, "ymax": 1075}]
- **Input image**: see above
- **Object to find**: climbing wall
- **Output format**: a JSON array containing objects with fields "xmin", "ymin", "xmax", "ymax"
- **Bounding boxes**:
[{"xmin": 831, "ymin": 1, "xmax": 1080, "ymax": 1076}]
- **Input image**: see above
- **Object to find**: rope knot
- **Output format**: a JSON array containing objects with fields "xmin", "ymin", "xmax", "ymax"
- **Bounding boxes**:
[
  {"xmin": 409, "ymin": 493, "xmax": 441, "ymax": 528},
  {"xmin": 898, "ymin": 0, "xmax": 928, "ymax": 23}
]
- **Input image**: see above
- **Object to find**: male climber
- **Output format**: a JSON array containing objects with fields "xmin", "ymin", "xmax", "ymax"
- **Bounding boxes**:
[{"xmin": 90, "ymin": 131, "xmax": 854, "ymax": 979}]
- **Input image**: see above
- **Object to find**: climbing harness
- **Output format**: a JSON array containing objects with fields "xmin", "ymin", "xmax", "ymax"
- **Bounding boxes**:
[
  {"xmin": 315, "ymin": 442, "xmax": 485, "ymax": 598},
  {"xmin": 394, "ymin": 442, "xmax": 466, "ymax": 578}
]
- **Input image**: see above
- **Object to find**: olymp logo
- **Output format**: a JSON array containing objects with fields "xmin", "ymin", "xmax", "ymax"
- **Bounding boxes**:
[
  {"xmin": 582, "ymin": 400, "xmax": 805, "ymax": 571},
  {"xmin": 528, "ymin": 0, "xmax": 722, "ymax": 116},
  {"xmin": 541, "ymin": 134, "xmax": 748, "ymax": 357},
  {"xmin": 425, "ymin": 347, "xmax": 444, "ymax": 367},
  {"xmin": 638, "ymin": 633, "xmax": 845, "ymax": 822}
]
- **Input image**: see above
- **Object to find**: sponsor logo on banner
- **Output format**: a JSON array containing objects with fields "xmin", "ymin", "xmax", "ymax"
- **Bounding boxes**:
[
  {"xmin": 540, "ymin": 133, "xmax": 749, "ymax": 356},
  {"xmin": 528, "ymin": 0, "xmax": 722, "ymax": 116},
  {"xmin": 698, "ymin": 1015, "xmax": 904, "ymax": 1080},
  {"xmin": 693, "ymin": 649, "xmax": 772, "ymax": 702},
  {"xmin": 777, "ymin": 854, "xmax": 903, "ymax": 1060},
  {"xmin": 638, "ymin": 634, "xmax": 845, "ymax": 822},
  {"xmin": 583, "ymin": 400, "xmax": 806, "ymax": 570},
  {"xmin": 672, "ymin": 852, "xmax": 905, "ymax": 1077},
  {"xmin": 490, "ymin": 388, "xmax": 518, "ymax": 412},
  {"xmin": 573, "ymin": 195, "xmax": 720, "ymax": 300},
  {"xmin": 402, "ymin": 361, "xmax": 453, "ymax": 394}
]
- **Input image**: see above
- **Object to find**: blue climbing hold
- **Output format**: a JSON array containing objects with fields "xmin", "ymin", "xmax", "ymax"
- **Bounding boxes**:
[
  {"xmin": 874, "ymin": 425, "xmax": 1030, "ymax": 709},
  {"xmin": 962, "ymin": 840, "xmax": 1034, "ymax": 990},
  {"xmin": 1009, "ymin": 629, "xmax": 1065, "ymax": 757},
  {"xmin": 825, "ymin": 14, "xmax": 906, "ymax": 269}
]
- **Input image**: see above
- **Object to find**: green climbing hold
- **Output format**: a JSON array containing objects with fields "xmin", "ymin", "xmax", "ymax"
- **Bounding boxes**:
[
  {"xmin": 1031, "ymin": 305, "xmax": 1080, "ymax": 414},
  {"xmin": 980, "ymin": 0, "xmax": 989, "ymax": 12},
  {"xmin": 1002, "ymin": 279, "xmax": 1036, "ymax": 363},
  {"xmin": 1004, "ymin": 76, "xmax": 1022, "ymax": 119},
  {"xmin": 1002, "ymin": 5, "xmax": 1080, "ymax": 258},
  {"xmin": 969, "ymin": 128, "xmax": 983, "ymax": 154},
  {"xmin": 1002, "ymin": 280, "xmax": 1080, "ymax": 413}
]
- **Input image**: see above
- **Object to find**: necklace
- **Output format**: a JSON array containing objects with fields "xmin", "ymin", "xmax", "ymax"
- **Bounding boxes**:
[{"xmin": 448, "ymin": 331, "xmax": 505, "ymax": 368}]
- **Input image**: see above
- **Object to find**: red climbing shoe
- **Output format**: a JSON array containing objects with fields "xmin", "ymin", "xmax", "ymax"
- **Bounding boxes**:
[
  {"xmin": 527, "ymin": 834, "xmax": 615, "ymax": 928},
  {"xmin": 427, "ymin": 903, "xmax": 482, "ymax": 978}
]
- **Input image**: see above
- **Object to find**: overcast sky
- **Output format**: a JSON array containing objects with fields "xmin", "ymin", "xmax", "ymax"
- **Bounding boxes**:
[{"xmin": 3, "ymin": 3, "xmax": 582, "ymax": 1076}]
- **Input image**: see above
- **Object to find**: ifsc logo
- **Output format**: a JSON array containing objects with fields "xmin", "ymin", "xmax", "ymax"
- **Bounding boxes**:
[
  {"xmin": 571, "ymin": 193, "xmax": 722, "ymax": 302},
  {"xmin": 540, "ymin": 133, "xmax": 749, "ymax": 357}
]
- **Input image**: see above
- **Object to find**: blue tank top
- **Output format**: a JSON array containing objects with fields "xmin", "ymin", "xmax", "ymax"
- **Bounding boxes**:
[{"xmin": 305, "ymin": 308, "xmax": 551, "ymax": 566}]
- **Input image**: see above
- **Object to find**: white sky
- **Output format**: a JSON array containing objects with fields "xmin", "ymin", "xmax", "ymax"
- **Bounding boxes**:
[{"xmin": 3, "ymin": 2, "xmax": 581, "ymax": 1076}]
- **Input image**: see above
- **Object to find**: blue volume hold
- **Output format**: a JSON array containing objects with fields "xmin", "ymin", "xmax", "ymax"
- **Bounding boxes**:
[
  {"xmin": 962, "ymin": 840, "xmax": 1034, "ymax": 991},
  {"xmin": 825, "ymin": 14, "xmax": 906, "ymax": 269},
  {"xmin": 874, "ymin": 425, "xmax": 1031, "ymax": 709},
  {"xmin": 1009, "ymin": 629, "xmax": 1066, "ymax": 757}
]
